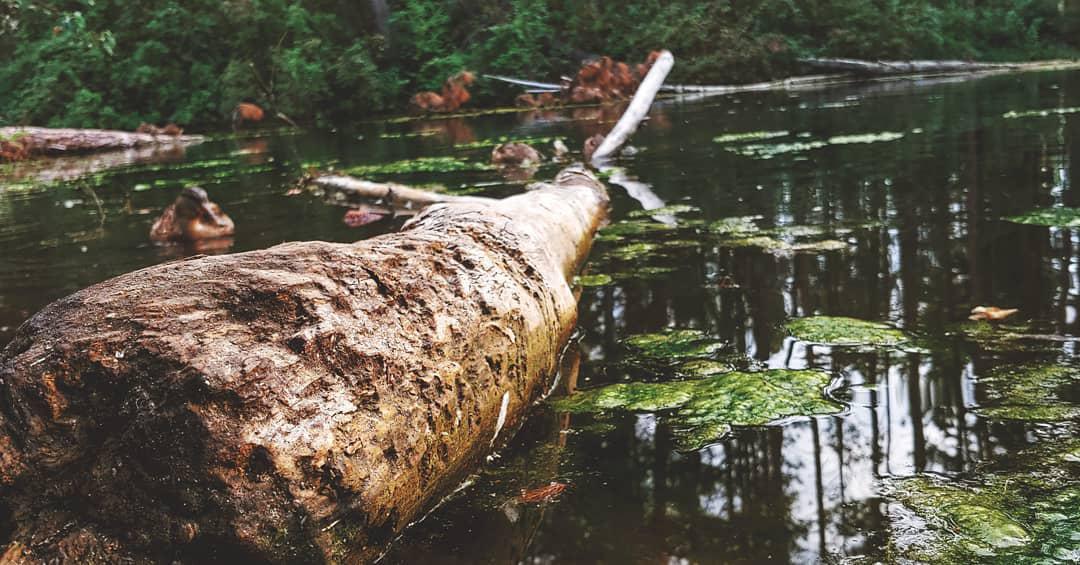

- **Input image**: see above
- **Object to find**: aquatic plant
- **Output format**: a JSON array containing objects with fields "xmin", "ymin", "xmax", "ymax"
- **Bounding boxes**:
[
  {"xmin": 712, "ymin": 131, "xmax": 789, "ymax": 144},
  {"xmin": 725, "ymin": 131, "xmax": 905, "ymax": 159},
  {"xmin": 1005, "ymin": 207, "xmax": 1080, "ymax": 227},
  {"xmin": 887, "ymin": 440, "xmax": 1080, "ymax": 563},
  {"xmin": 1003, "ymin": 106, "xmax": 1080, "ymax": 119},
  {"xmin": 627, "ymin": 204, "xmax": 701, "ymax": 218},
  {"xmin": 552, "ymin": 369, "xmax": 843, "ymax": 450},
  {"xmin": 975, "ymin": 363, "xmax": 1080, "ymax": 422},
  {"xmin": 573, "ymin": 273, "xmax": 614, "ymax": 287},
  {"xmin": 623, "ymin": 329, "xmax": 727, "ymax": 363},
  {"xmin": 344, "ymin": 156, "xmax": 494, "ymax": 177},
  {"xmin": 453, "ymin": 135, "xmax": 566, "ymax": 149},
  {"xmin": 786, "ymin": 316, "xmax": 909, "ymax": 347}
]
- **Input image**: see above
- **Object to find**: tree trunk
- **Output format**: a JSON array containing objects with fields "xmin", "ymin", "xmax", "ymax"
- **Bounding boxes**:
[
  {"xmin": 0, "ymin": 127, "xmax": 204, "ymax": 158},
  {"xmin": 0, "ymin": 166, "xmax": 608, "ymax": 564},
  {"xmin": 799, "ymin": 57, "xmax": 1013, "ymax": 76}
]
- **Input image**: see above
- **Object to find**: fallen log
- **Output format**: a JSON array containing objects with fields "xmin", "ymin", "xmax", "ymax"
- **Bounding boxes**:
[
  {"xmin": 799, "ymin": 57, "xmax": 1012, "ymax": 76},
  {"xmin": 0, "ymin": 126, "xmax": 204, "ymax": 160},
  {"xmin": 0, "ymin": 166, "xmax": 608, "ymax": 563}
]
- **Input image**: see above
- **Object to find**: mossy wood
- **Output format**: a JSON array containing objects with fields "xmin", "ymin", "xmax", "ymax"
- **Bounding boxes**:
[{"xmin": 0, "ymin": 167, "xmax": 608, "ymax": 563}]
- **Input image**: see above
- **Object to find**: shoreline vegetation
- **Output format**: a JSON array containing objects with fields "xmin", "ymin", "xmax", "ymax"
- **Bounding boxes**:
[{"xmin": 1, "ymin": 1, "xmax": 1079, "ymax": 131}]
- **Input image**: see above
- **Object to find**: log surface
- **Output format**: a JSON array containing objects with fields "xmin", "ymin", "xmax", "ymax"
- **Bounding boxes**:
[
  {"xmin": 1, "ymin": 127, "xmax": 204, "ymax": 157},
  {"xmin": 0, "ymin": 167, "xmax": 607, "ymax": 564}
]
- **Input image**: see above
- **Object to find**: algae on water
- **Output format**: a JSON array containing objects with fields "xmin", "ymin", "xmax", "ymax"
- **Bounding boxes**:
[
  {"xmin": 552, "ymin": 369, "xmax": 843, "ymax": 450},
  {"xmin": 974, "ymin": 363, "xmax": 1080, "ymax": 422},
  {"xmin": 786, "ymin": 316, "xmax": 910, "ymax": 347},
  {"xmin": 712, "ymin": 131, "xmax": 790, "ymax": 144},
  {"xmin": 887, "ymin": 440, "xmax": 1080, "ymax": 564},
  {"xmin": 344, "ymin": 156, "xmax": 494, "ymax": 177},
  {"xmin": 1005, "ymin": 207, "xmax": 1080, "ymax": 228},
  {"xmin": 623, "ymin": 329, "xmax": 728, "ymax": 364}
]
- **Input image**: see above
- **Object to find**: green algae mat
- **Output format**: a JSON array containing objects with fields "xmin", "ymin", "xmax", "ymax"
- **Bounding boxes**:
[
  {"xmin": 552, "ymin": 369, "xmax": 843, "ymax": 451},
  {"xmin": 887, "ymin": 441, "xmax": 1080, "ymax": 563}
]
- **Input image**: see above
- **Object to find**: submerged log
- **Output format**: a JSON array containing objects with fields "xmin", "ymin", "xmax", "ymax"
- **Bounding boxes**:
[
  {"xmin": 798, "ymin": 57, "xmax": 1012, "ymax": 76},
  {"xmin": 0, "ymin": 126, "xmax": 204, "ymax": 159},
  {"xmin": 311, "ymin": 174, "xmax": 491, "ymax": 210},
  {"xmin": 0, "ymin": 166, "xmax": 608, "ymax": 563}
]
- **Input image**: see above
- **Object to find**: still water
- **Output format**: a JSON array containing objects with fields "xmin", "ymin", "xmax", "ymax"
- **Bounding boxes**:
[{"xmin": 2, "ymin": 69, "xmax": 1080, "ymax": 563}]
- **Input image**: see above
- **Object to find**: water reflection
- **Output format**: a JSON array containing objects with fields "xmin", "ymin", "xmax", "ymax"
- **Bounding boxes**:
[
  {"xmin": 387, "ymin": 70, "xmax": 1080, "ymax": 562},
  {"xmin": 1, "ymin": 68, "xmax": 1079, "ymax": 563}
]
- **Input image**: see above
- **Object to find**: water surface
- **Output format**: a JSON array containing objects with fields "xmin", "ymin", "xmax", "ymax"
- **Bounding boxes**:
[{"xmin": 3, "ymin": 70, "xmax": 1080, "ymax": 563}]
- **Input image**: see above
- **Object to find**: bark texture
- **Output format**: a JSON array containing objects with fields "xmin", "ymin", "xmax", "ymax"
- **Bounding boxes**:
[
  {"xmin": 0, "ymin": 167, "xmax": 608, "ymax": 564},
  {"xmin": 0, "ymin": 127, "xmax": 204, "ymax": 158}
]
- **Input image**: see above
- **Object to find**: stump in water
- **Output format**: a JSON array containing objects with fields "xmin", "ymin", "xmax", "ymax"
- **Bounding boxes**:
[{"xmin": 0, "ymin": 167, "xmax": 608, "ymax": 563}]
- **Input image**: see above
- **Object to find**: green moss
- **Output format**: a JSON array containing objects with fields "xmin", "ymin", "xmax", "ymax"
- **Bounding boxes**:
[
  {"xmin": 1005, "ymin": 207, "xmax": 1080, "ymax": 228},
  {"xmin": 1003, "ymin": 106, "xmax": 1080, "ymax": 119},
  {"xmin": 975, "ymin": 363, "xmax": 1080, "ymax": 422},
  {"xmin": 628, "ymin": 204, "xmax": 701, "ymax": 218},
  {"xmin": 609, "ymin": 266, "xmax": 679, "ymax": 280},
  {"xmin": 551, "ymin": 369, "xmax": 843, "ymax": 450},
  {"xmin": 573, "ymin": 273, "xmax": 614, "ymax": 288},
  {"xmin": 453, "ymin": 135, "xmax": 565, "ymax": 149},
  {"xmin": 712, "ymin": 130, "xmax": 789, "ymax": 144},
  {"xmin": 623, "ymin": 329, "xmax": 727, "ymax": 363},
  {"xmin": 378, "ymin": 130, "xmax": 440, "ymax": 139},
  {"xmin": 826, "ymin": 132, "xmax": 905, "ymax": 144},
  {"xmin": 887, "ymin": 441, "xmax": 1080, "ymax": 563},
  {"xmin": 600, "ymin": 242, "xmax": 661, "ymax": 261},
  {"xmin": 343, "ymin": 156, "xmax": 494, "ymax": 177},
  {"xmin": 948, "ymin": 321, "xmax": 1067, "ymax": 353},
  {"xmin": 725, "ymin": 140, "xmax": 829, "ymax": 159},
  {"xmin": 597, "ymin": 219, "xmax": 679, "ymax": 242},
  {"xmin": 724, "ymin": 131, "xmax": 905, "ymax": 159},
  {"xmin": 786, "ymin": 316, "xmax": 909, "ymax": 347},
  {"xmin": 708, "ymin": 215, "xmax": 762, "ymax": 236}
]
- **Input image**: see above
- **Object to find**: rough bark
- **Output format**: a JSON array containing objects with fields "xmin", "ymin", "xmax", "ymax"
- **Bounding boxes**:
[
  {"xmin": 0, "ymin": 166, "xmax": 608, "ymax": 564},
  {"xmin": 0, "ymin": 127, "xmax": 204, "ymax": 158},
  {"xmin": 589, "ymin": 50, "xmax": 674, "ymax": 165}
]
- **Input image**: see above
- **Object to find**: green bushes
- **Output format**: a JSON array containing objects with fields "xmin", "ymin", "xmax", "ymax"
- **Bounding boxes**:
[{"xmin": 0, "ymin": 0, "xmax": 1076, "ymax": 130}]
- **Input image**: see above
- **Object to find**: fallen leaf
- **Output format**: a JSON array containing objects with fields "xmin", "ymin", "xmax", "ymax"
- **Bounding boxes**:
[
  {"xmin": 343, "ymin": 207, "xmax": 388, "ymax": 228},
  {"xmin": 518, "ymin": 481, "xmax": 568, "ymax": 504},
  {"xmin": 969, "ymin": 306, "xmax": 1019, "ymax": 322}
]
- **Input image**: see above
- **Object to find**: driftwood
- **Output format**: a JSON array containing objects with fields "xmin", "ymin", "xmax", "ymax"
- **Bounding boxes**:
[
  {"xmin": 0, "ymin": 127, "xmax": 204, "ymax": 158},
  {"xmin": 0, "ymin": 166, "xmax": 608, "ymax": 563},
  {"xmin": 590, "ymin": 50, "xmax": 674, "ymax": 164},
  {"xmin": 311, "ymin": 175, "xmax": 491, "ymax": 210},
  {"xmin": 799, "ymin": 57, "xmax": 1012, "ymax": 76}
]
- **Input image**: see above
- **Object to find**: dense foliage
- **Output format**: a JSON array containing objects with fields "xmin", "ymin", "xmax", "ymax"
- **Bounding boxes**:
[{"xmin": 1, "ymin": 0, "xmax": 1078, "ymax": 129}]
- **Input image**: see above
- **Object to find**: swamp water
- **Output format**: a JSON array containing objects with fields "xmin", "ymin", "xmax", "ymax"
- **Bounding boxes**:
[{"xmin": 3, "ymin": 70, "xmax": 1080, "ymax": 563}]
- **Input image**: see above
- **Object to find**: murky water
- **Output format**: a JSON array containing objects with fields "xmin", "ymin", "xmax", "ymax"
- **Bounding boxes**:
[{"xmin": 3, "ymin": 70, "xmax": 1080, "ymax": 563}]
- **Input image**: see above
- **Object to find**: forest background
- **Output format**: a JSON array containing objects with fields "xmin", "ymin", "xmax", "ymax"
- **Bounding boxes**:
[{"xmin": 2, "ymin": 0, "xmax": 1079, "ymax": 129}]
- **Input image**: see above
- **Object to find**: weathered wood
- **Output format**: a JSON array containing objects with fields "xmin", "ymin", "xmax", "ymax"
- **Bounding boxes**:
[
  {"xmin": 799, "ymin": 57, "xmax": 1012, "ymax": 76},
  {"xmin": 0, "ymin": 166, "xmax": 608, "ymax": 563},
  {"xmin": 0, "ymin": 127, "xmax": 204, "ymax": 158},
  {"xmin": 311, "ymin": 174, "xmax": 492, "ymax": 210},
  {"xmin": 590, "ymin": 50, "xmax": 674, "ymax": 164}
]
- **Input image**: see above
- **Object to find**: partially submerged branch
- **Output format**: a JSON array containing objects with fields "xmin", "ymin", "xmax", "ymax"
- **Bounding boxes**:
[
  {"xmin": 309, "ymin": 174, "xmax": 493, "ymax": 211},
  {"xmin": 0, "ymin": 127, "xmax": 204, "ymax": 160},
  {"xmin": 590, "ymin": 50, "xmax": 674, "ymax": 165}
]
